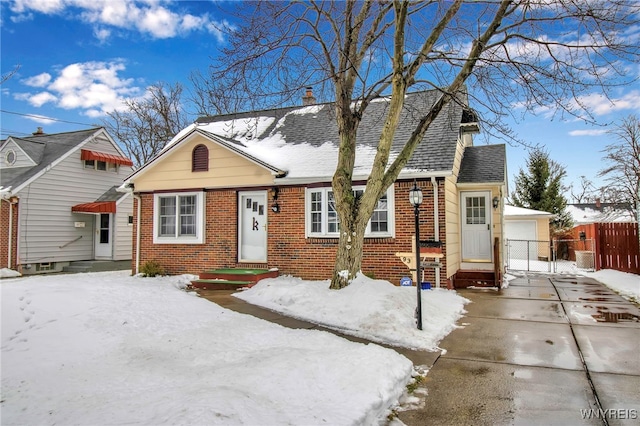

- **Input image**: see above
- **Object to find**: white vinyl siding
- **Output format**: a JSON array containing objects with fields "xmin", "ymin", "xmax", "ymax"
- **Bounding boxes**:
[
  {"xmin": 305, "ymin": 186, "xmax": 394, "ymax": 238},
  {"xmin": 17, "ymin": 135, "xmax": 134, "ymax": 264},
  {"xmin": 153, "ymin": 192, "xmax": 205, "ymax": 244},
  {"xmin": 0, "ymin": 140, "xmax": 37, "ymax": 168},
  {"xmin": 113, "ymin": 194, "xmax": 133, "ymax": 261}
]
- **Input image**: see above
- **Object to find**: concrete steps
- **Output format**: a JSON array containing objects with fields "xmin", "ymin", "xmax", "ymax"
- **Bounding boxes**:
[{"xmin": 191, "ymin": 268, "xmax": 279, "ymax": 290}]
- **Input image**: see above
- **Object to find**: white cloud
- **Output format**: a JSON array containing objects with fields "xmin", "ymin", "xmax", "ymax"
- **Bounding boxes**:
[
  {"xmin": 138, "ymin": 6, "xmax": 178, "ymax": 38},
  {"xmin": 10, "ymin": 0, "xmax": 65, "ymax": 14},
  {"xmin": 93, "ymin": 27, "xmax": 111, "ymax": 42},
  {"xmin": 568, "ymin": 129, "xmax": 608, "ymax": 137},
  {"xmin": 21, "ymin": 72, "xmax": 51, "ymax": 87},
  {"xmin": 16, "ymin": 61, "xmax": 143, "ymax": 117},
  {"xmin": 28, "ymin": 91, "xmax": 58, "ymax": 107},
  {"xmin": 9, "ymin": 0, "xmax": 229, "ymax": 42},
  {"xmin": 572, "ymin": 90, "xmax": 640, "ymax": 116}
]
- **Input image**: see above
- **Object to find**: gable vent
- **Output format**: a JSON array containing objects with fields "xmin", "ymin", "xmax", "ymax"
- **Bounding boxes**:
[{"xmin": 192, "ymin": 144, "xmax": 209, "ymax": 172}]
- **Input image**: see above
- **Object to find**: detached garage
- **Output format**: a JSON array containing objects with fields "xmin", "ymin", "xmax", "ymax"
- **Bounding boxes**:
[{"xmin": 504, "ymin": 205, "xmax": 553, "ymax": 261}]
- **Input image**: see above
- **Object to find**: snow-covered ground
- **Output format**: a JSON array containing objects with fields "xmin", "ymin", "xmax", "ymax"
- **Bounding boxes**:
[
  {"xmin": 234, "ymin": 274, "xmax": 469, "ymax": 351},
  {"xmin": 1, "ymin": 270, "xmax": 468, "ymax": 425}
]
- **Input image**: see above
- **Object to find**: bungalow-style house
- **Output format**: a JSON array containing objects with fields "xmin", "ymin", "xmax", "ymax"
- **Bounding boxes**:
[
  {"xmin": 121, "ymin": 90, "xmax": 507, "ymax": 288},
  {"xmin": 0, "ymin": 128, "xmax": 134, "ymax": 274}
]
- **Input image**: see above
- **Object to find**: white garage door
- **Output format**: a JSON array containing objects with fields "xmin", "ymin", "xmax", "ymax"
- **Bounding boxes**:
[{"xmin": 505, "ymin": 220, "xmax": 537, "ymax": 260}]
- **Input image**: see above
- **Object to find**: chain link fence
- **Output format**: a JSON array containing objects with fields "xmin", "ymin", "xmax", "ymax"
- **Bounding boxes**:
[{"xmin": 505, "ymin": 239, "xmax": 595, "ymax": 273}]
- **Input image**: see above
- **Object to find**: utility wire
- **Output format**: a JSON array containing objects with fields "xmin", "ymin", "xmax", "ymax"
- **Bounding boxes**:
[{"xmin": 0, "ymin": 109, "xmax": 99, "ymax": 127}]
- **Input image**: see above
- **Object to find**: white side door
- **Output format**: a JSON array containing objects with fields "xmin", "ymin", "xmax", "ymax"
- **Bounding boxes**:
[
  {"xmin": 461, "ymin": 192, "xmax": 492, "ymax": 262},
  {"xmin": 238, "ymin": 191, "xmax": 268, "ymax": 262},
  {"xmin": 94, "ymin": 213, "xmax": 113, "ymax": 259}
]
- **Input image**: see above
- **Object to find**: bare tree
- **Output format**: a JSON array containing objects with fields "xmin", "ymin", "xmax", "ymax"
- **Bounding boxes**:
[
  {"xmin": 569, "ymin": 176, "xmax": 598, "ymax": 203},
  {"xmin": 197, "ymin": 1, "xmax": 640, "ymax": 289},
  {"xmin": 598, "ymin": 114, "xmax": 640, "ymax": 210},
  {"xmin": 1, "ymin": 65, "xmax": 20, "ymax": 85},
  {"xmin": 103, "ymin": 82, "xmax": 190, "ymax": 167}
]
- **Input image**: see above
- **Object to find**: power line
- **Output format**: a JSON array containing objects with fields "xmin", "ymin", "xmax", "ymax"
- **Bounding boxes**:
[{"xmin": 0, "ymin": 109, "xmax": 99, "ymax": 127}]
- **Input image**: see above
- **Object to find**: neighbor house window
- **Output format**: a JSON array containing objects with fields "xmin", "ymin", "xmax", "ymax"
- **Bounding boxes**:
[
  {"xmin": 153, "ymin": 192, "xmax": 205, "ymax": 244},
  {"xmin": 192, "ymin": 144, "xmax": 209, "ymax": 172},
  {"xmin": 305, "ymin": 186, "xmax": 394, "ymax": 237},
  {"xmin": 84, "ymin": 159, "xmax": 119, "ymax": 172}
]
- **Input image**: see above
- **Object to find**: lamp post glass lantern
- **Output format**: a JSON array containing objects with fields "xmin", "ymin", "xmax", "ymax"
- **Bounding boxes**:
[{"xmin": 409, "ymin": 182, "xmax": 423, "ymax": 330}]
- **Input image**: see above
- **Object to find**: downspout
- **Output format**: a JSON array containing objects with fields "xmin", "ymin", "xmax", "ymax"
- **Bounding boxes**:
[
  {"xmin": 117, "ymin": 183, "xmax": 140, "ymax": 275},
  {"xmin": 431, "ymin": 177, "xmax": 441, "ymax": 288},
  {"xmin": 134, "ymin": 193, "xmax": 141, "ymax": 275},
  {"xmin": 1, "ymin": 190, "xmax": 17, "ymax": 269},
  {"xmin": 8, "ymin": 201, "xmax": 13, "ymax": 269}
]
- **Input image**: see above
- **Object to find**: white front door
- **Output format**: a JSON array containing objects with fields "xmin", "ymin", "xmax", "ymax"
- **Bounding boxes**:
[
  {"xmin": 238, "ymin": 191, "xmax": 268, "ymax": 262},
  {"xmin": 461, "ymin": 192, "xmax": 492, "ymax": 262},
  {"xmin": 95, "ymin": 213, "xmax": 112, "ymax": 259}
]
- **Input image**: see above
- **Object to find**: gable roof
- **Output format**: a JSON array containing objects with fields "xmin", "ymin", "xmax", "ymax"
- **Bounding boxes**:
[
  {"xmin": 0, "ymin": 128, "xmax": 118, "ymax": 192},
  {"xmin": 127, "ymin": 90, "xmax": 477, "ymax": 184},
  {"xmin": 457, "ymin": 144, "xmax": 506, "ymax": 184}
]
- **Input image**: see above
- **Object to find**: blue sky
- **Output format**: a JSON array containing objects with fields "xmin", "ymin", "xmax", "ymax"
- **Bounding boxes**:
[{"xmin": 2, "ymin": 0, "xmax": 639, "ymax": 195}]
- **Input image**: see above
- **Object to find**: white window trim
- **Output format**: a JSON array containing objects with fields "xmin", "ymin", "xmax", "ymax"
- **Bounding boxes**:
[
  {"xmin": 305, "ymin": 186, "xmax": 395, "ymax": 238},
  {"xmin": 153, "ymin": 192, "xmax": 205, "ymax": 244}
]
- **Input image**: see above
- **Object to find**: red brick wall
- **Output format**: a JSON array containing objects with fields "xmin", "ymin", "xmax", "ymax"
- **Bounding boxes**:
[
  {"xmin": 0, "ymin": 199, "xmax": 19, "ymax": 270},
  {"xmin": 133, "ymin": 179, "xmax": 448, "ymax": 285}
]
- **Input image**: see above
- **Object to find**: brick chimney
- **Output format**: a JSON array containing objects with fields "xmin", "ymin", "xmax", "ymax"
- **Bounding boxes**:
[
  {"xmin": 32, "ymin": 127, "xmax": 44, "ymax": 135},
  {"xmin": 302, "ymin": 87, "xmax": 316, "ymax": 106}
]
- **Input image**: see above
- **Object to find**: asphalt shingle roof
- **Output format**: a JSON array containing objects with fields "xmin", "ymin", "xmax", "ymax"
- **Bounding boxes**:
[
  {"xmin": 195, "ymin": 90, "xmax": 468, "ymax": 174},
  {"xmin": 1, "ymin": 128, "xmax": 102, "ymax": 190},
  {"xmin": 457, "ymin": 144, "xmax": 506, "ymax": 184}
]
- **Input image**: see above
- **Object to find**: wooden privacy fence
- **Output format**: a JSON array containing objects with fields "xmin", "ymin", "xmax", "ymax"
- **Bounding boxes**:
[{"xmin": 573, "ymin": 223, "xmax": 639, "ymax": 274}]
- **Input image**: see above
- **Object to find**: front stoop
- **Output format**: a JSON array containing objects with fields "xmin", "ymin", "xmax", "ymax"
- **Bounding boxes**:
[
  {"xmin": 191, "ymin": 268, "xmax": 279, "ymax": 290},
  {"xmin": 452, "ymin": 270, "xmax": 497, "ymax": 289}
]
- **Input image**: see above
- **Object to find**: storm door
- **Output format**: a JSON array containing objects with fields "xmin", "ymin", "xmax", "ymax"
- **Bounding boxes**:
[{"xmin": 238, "ymin": 192, "xmax": 268, "ymax": 262}]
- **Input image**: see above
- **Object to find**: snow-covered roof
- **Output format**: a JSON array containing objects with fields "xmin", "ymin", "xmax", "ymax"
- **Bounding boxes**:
[
  {"xmin": 567, "ymin": 203, "xmax": 636, "ymax": 224},
  {"xmin": 504, "ymin": 204, "xmax": 554, "ymax": 218},
  {"xmin": 127, "ymin": 90, "xmax": 473, "ymax": 184}
]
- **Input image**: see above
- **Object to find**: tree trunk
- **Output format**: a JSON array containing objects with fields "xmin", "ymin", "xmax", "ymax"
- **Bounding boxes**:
[{"xmin": 330, "ymin": 218, "xmax": 367, "ymax": 289}]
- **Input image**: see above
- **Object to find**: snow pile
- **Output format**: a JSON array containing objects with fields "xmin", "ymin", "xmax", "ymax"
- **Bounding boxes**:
[
  {"xmin": 1, "ymin": 271, "xmax": 414, "ymax": 425},
  {"xmin": 580, "ymin": 269, "xmax": 640, "ymax": 303},
  {"xmin": 0, "ymin": 268, "xmax": 21, "ymax": 278},
  {"xmin": 234, "ymin": 273, "xmax": 470, "ymax": 351}
]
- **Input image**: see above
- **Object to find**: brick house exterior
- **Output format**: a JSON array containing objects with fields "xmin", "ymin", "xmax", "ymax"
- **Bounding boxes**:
[{"xmin": 123, "ymin": 90, "xmax": 507, "ymax": 287}]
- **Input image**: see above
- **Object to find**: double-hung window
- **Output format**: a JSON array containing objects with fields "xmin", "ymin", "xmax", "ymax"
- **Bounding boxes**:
[
  {"xmin": 306, "ymin": 186, "xmax": 394, "ymax": 238},
  {"xmin": 153, "ymin": 192, "xmax": 205, "ymax": 243}
]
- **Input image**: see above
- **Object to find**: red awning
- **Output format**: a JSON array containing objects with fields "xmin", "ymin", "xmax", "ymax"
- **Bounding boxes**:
[
  {"xmin": 72, "ymin": 201, "xmax": 116, "ymax": 214},
  {"xmin": 81, "ymin": 149, "xmax": 133, "ymax": 166}
]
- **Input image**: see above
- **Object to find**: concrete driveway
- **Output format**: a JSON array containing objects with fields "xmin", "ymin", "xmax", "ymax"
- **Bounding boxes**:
[{"xmin": 398, "ymin": 273, "xmax": 640, "ymax": 426}]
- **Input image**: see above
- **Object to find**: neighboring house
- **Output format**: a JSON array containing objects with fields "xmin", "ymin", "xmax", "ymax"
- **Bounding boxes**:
[
  {"xmin": 121, "ymin": 90, "xmax": 507, "ymax": 288},
  {"xmin": 0, "ymin": 128, "xmax": 134, "ymax": 274},
  {"xmin": 503, "ymin": 205, "xmax": 553, "ymax": 261},
  {"xmin": 567, "ymin": 200, "xmax": 636, "ymax": 224}
]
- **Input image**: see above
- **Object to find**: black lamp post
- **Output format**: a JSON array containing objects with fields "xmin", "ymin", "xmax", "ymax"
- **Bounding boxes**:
[{"xmin": 409, "ymin": 182, "xmax": 423, "ymax": 330}]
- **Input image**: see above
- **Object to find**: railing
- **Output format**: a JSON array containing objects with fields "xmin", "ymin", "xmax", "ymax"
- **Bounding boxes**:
[{"xmin": 59, "ymin": 235, "xmax": 82, "ymax": 249}]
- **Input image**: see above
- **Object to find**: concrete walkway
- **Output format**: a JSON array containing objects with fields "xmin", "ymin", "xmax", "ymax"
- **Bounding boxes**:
[
  {"xmin": 198, "ymin": 274, "xmax": 640, "ymax": 426},
  {"xmin": 398, "ymin": 273, "xmax": 640, "ymax": 426}
]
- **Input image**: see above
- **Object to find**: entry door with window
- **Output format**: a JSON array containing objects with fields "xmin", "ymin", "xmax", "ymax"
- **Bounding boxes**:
[
  {"xmin": 238, "ymin": 192, "xmax": 267, "ymax": 262},
  {"xmin": 95, "ymin": 213, "xmax": 112, "ymax": 259},
  {"xmin": 461, "ymin": 192, "xmax": 492, "ymax": 262}
]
